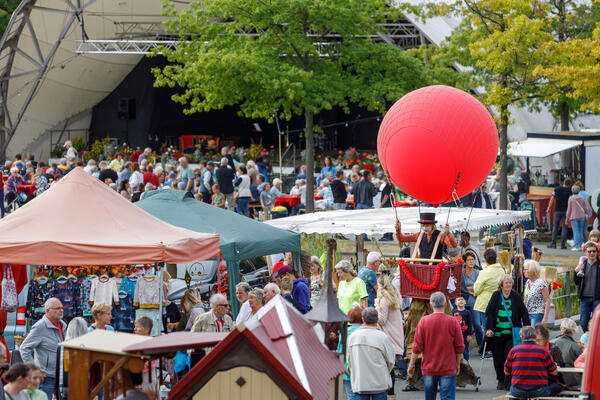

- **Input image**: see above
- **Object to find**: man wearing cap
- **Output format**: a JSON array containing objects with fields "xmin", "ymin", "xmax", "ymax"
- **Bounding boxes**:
[
  {"xmin": 358, "ymin": 252, "xmax": 381, "ymax": 307},
  {"xmin": 64, "ymin": 140, "xmax": 78, "ymax": 165},
  {"xmin": 273, "ymin": 265, "xmax": 310, "ymax": 313},
  {"xmin": 395, "ymin": 212, "xmax": 458, "ymax": 391}
]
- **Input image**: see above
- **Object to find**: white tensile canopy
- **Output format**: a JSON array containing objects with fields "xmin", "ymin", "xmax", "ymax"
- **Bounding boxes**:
[{"xmin": 264, "ymin": 207, "xmax": 531, "ymax": 236}]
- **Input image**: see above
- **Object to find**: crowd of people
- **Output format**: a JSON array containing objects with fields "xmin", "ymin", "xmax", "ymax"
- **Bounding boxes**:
[
  {"xmin": 176, "ymin": 233, "xmax": 592, "ymax": 400},
  {"xmin": 0, "ymin": 145, "xmax": 401, "ymax": 220}
]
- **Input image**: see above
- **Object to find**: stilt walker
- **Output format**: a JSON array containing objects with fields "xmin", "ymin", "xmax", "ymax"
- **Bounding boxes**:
[{"xmin": 395, "ymin": 212, "xmax": 458, "ymax": 391}]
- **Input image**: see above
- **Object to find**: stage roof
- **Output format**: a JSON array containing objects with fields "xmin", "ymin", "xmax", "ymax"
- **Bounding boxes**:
[{"xmin": 0, "ymin": 0, "xmax": 191, "ymax": 157}]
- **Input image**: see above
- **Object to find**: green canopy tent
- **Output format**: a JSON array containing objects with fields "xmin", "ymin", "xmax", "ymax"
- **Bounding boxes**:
[{"xmin": 136, "ymin": 190, "xmax": 301, "ymax": 315}]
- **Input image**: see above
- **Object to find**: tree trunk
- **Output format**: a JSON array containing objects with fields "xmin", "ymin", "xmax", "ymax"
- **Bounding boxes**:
[
  {"xmin": 560, "ymin": 101, "xmax": 570, "ymax": 131},
  {"xmin": 499, "ymin": 106, "xmax": 509, "ymax": 211},
  {"xmin": 304, "ymin": 108, "xmax": 315, "ymax": 212}
]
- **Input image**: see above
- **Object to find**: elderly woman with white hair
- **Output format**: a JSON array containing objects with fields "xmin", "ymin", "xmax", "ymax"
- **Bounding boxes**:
[
  {"xmin": 335, "ymin": 260, "xmax": 367, "ymax": 314},
  {"xmin": 524, "ymin": 260, "xmax": 551, "ymax": 327},
  {"xmin": 248, "ymin": 288, "xmax": 264, "ymax": 318},
  {"xmin": 316, "ymin": 179, "xmax": 334, "ymax": 210},
  {"xmin": 485, "ymin": 274, "xmax": 530, "ymax": 390},
  {"xmin": 5, "ymin": 166, "xmax": 26, "ymax": 205},
  {"xmin": 33, "ymin": 168, "xmax": 49, "ymax": 196},
  {"xmin": 553, "ymin": 318, "xmax": 583, "ymax": 387}
]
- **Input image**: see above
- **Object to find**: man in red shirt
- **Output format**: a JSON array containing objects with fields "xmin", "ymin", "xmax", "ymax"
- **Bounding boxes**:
[
  {"xmin": 408, "ymin": 291, "xmax": 464, "ymax": 400},
  {"xmin": 20, "ymin": 298, "xmax": 66, "ymax": 399},
  {"xmin": 504, "ymin": 326, "xmax": 560, "ymax": 398}
]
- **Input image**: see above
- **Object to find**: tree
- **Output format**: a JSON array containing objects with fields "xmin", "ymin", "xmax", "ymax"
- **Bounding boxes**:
[
  {"xmin": 437, "ymin": 0, "xmax": 551, "ymax": 210},
  {"xmin": 534, "ymin": 2, "xmax": 600, "ymax": 115},
  {"xmin": 153, "ymin": 0, "xmax": 428, "ymax": 212},
  {"xmin": 534, "ymin": 0, "xmax": 600, "ymax": 130},
  {"xmin": 0, "ymin": 0, "xmax": 20, "ymax": 34}
]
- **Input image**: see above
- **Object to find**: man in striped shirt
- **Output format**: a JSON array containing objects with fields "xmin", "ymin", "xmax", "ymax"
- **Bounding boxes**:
[{"xmin": 504, "ymin": 326, "xmax": 561, "ymax": 398}]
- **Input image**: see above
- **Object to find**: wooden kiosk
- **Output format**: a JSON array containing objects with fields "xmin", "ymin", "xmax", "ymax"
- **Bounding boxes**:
[{"xmin": 60, "ymin": 330, "xmax": 151, "ymax": 400}]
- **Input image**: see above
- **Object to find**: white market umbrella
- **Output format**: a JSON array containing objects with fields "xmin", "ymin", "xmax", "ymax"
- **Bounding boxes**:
[{"xmin": 264, "ymin": 207, "xmax": 531, "ymax": 236}]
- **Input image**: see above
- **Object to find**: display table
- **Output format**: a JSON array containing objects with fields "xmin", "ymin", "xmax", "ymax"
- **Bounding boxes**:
[
  {"xmin": 17, "ymin": 185, "xmax": 35, "ymax": 196},
  {"xmin": 274, "ymin": 195, "xmax": 301, "ymax": 208}
]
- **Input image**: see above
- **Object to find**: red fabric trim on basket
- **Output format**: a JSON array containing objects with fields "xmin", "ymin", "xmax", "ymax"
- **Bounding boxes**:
[{"xmin": 398, "ymin": 259, "xmax": 446, "ymax": 290}]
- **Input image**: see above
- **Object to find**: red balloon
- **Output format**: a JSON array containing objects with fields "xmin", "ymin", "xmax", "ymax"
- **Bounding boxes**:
[{"xmin": 377, "ymin": 85, "xmax": 498, "ymax": 205}]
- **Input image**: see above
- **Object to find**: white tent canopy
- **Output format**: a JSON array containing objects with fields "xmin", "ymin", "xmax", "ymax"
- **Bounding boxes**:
[
  {"xmin": 264, "ymin": 207, "xmax": 531, "ymax": 236},
  {"xmin": 508, "ymin": 138, "xmax": 582, "ymax": 158}
]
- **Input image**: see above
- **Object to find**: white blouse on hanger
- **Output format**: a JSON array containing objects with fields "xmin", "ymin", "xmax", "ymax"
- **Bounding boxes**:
[
  {"xmin": 89, "ymin": 276, "xmax": 119, "ymax": 305},
  {"xmin": 133, "ymin": 276, "xmax": 162, "ymax": 309}
]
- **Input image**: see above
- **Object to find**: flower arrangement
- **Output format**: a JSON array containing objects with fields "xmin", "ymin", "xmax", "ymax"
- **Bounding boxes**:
[
  {"xmin": 115, "ymin": 142, "xmax": 134, "ymax": 158},
  {"xmin": 71, "ymin": 137, "xmax": 87, "ymax": 152},
  {"xmin": 332, "ymin": 147, "xmax": 380, "ymax": 170},
  {"xmin": 84, "ymin": 138, "xmax": 113, "ymax": 161},
  {"xmin": 216, "ymin": 255, "xmax": 229, "ymax": 296}
]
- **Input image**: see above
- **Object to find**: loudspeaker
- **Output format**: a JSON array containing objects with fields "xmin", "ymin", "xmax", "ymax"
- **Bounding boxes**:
[{"xmin": 117, "ymin": 98, "xmax": 136, "ymax": 120}]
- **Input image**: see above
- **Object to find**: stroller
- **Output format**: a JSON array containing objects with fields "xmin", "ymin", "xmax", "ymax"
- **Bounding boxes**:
[{"xmin": 5, "ymin": 181, "xmax": 29, "ymax": 214}]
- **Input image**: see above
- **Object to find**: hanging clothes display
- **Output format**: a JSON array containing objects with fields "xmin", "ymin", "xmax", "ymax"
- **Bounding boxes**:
[
  {"xmin": 80, "ymin": 276, "xmax": 95, "ymax": 317},
  {"xmin": 23, "ymin": 265, "xmax": 168, "ymax": 337},
  {"xmin": 25, "ymin": 277, "xmax": 54, "ymax": 322},
  {"xmin": 89, "ymin": 275, "xmax": 119, "ymax": 306},
  {"xmin": 53, "ymin": 276, "xmax": 81, "ymax": 320},
  {"xmin": 113, "ymin": 276, "xmax": 138, "ymax": 332},
  {"xmin": 134, "ymin": 275, "xmax": 163, "ymax": 336}
]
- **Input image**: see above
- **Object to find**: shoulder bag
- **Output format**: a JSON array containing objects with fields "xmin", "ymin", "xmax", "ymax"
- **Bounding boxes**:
[
  {"xmin": 1, "ymin": 265, "xmax": 18, "ymax": 312},
  {"xmin": 501, "ymin": 295, "xmax": 521, "ymax": 347}
]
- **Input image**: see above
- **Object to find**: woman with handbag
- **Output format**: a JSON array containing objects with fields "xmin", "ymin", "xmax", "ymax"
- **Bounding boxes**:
[
  {"xmin": 567, "ymin": 185, "xmax": 591, "ymax": 251},
  {"xmin": 485, "ymin": 274, "xmax": 530, "ymax": 391}
]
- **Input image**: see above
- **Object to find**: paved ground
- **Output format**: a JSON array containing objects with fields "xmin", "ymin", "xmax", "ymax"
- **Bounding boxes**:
[{"xmin": 392, "ymin": 347, "xmax": 502, "ymax": 400}]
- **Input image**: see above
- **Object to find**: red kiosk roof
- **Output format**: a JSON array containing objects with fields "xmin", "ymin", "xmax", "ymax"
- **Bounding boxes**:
[{"xmin": 122, "ymin": 332, "xmax": 227, "ymax": 355}]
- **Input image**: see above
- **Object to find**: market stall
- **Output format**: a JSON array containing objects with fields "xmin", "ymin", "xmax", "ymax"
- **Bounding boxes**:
[
  {"xmin": 135, "ymin": 190, "xmax": 301, "ymax": 315},
  {"xmin": 509, "ymin": 131, "xmax": 600, "ymax": 194},
  {"xmin": 0, "ymin": 168, "xmax": 220, "ymax": 398}
]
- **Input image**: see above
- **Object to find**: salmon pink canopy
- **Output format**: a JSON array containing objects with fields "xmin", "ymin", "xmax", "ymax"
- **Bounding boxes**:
[{"xmin": 0, "ymin": 168, "xmax": 220, "ymax": 265}]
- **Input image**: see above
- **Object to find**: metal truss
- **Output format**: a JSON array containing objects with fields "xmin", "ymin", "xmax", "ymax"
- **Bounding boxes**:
[
  {"xmin": 75, "ymin": 18, "xmax": 427, "ymax": 56},
  {"xmin": 0, "ymin": 2, "xmax": 431, "ymax": 156},
  {"xmin": 114, "ymin": 21, "xmax": 166, "ymax": 39},
  {"xmin": 0, "ymin": 0, "xmax": 96, "ymax": 157},
  {"xmin": 76, "ymin": 39, "xmax": 180, "ymax": 54}
]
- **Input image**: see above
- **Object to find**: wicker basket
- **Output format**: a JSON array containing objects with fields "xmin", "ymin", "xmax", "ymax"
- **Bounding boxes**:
[{"xmin": 399, "ymin": 262, "xmax": 463, "ymax": 300}]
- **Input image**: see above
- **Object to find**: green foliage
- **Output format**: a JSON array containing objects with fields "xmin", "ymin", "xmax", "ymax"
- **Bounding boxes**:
[
  {"xmin": 84, "ymin": 138, "xmax": 112, "ymax": 162},
  {"xmin": 154, "ymin": 0, "xmax": 428, "ymax": 119},
  {"xmin": 71, "ymin": 137, "xmax": 86, "ymax": 152},
  {"xmin": 153, "ymin": 0, "xmax": 431, "ymax": 211},
  {"xmin": 300, "ymin": 233, "xmax": 341, "ymax": 264},
  {"xmin": 0, "ymin": 0, "xmax": 19, "ymax": 35}
]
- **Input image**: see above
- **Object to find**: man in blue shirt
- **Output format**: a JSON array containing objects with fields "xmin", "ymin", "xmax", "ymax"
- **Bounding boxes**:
[
  {"xmin": 178, "ymin": 157, "xmax": 195, "ymax": 193},
  {"xmin": 358, "ymin": 252, "xmax": 381, "ymax": 307}
]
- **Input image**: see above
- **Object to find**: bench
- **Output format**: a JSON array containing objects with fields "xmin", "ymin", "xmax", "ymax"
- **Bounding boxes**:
[
  {"xmin": 507, "ymin": 392, "xmax": 579, "ymax": 400},
  {"xmin": 507, "ymin": 397, "xmax": 577, "ymax": 400}
]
